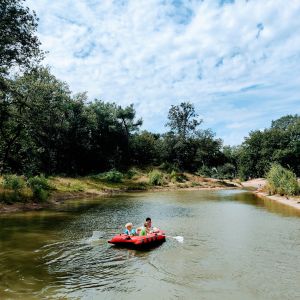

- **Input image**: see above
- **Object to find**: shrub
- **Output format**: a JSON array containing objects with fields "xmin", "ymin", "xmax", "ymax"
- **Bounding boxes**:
[
  {"xmin": 3, "ymin": 174, "xmax": 25, "ymax": 192},
  {"xmin": 126, "ymin": 168, "xmax": 139, "ymax": 179},
  {"xmin": 170, "ymin": 170, "xmax": 187, "ymax": 183},
  {"xmin": 27, "ymin": 175, "xmax": 51, "ymax": 201},
  {"xmin": 91, "ymin": 169, "xmax": 124, "ymax": 183},
  {"xmin": 217, "ymin": 163, "xmax": 236, "ymax": 179},
  {"xmin": 266, "ymin": 164, "xmax": 299, "ymax": 196},
  {"xmin": 103, "ymin": 170, "xmax": 123, "ymax": 183},
  {"xmin": 196, "ymin": 166, "xmax": 218, "ymax": 178},
  {"xmin": 148, "ymin": 170, "xmax": 164, "ymax": 186},
  {"xmin": 159, "ymin": 162, "xmax": 179, "ymax": 173}
]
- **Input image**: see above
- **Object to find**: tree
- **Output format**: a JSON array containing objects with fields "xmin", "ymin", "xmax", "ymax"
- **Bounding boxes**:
[
  {"xmin": 116, "ymin": 104, "xmax": 142, "ymax": 139},
  {"xmin": 130, "ymin": 131, "xmax": 160, "ymax": 165},
  {"xmin": 0, "ymin": 0, "xmax": 43, "ymax": 75},
  {"xmin": 0, "ymin": 67, "xmax": 73, "ymax": 175},
  {"xmin": 271, "ymin": 114, "xmax": 299, "ymax": 130},
  {"xmin": 163, "ymin": 102, "xmax": 225, "ymax": 171},
  {"xmin": 166, "ymin": 102, "xmax": 202, "ymax": 140},
  {"xmin": 237, "ymin": 115, "xmax": 300, "ymax": 179}
]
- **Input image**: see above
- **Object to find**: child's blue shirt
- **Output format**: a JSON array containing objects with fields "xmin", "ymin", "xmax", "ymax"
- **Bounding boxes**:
[{"xmin": 124, "ymin": 229, "xmax": 136, "ymax": 235}]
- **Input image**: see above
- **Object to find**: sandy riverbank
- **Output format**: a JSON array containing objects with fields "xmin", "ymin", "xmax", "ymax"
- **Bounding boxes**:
[
  {"xmin": 0, "ymin": 176, "xmax": 239, "ymax": 213},
  {"xmin": 242, "ymin": 178, "xmax": 300, "ymax": 211}
]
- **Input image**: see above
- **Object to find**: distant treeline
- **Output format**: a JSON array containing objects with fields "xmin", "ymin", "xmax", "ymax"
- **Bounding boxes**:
[{"xmin": 1, "ymin": 0, "xmax": 299, "ymax": 179}]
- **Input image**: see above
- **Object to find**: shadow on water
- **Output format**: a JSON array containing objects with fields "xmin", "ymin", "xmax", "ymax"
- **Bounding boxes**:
[{"xmin": 219, "ymin": 189, "xmax": 300, "ymax": 218}]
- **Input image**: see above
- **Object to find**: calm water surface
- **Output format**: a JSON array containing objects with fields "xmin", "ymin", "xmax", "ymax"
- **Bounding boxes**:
[{"xmin": 0, "ymin": 190, "xmax": 300, "ymax": 300}]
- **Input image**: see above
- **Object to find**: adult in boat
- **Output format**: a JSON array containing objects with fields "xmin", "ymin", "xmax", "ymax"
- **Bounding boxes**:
[
  {"xmin": 146, "ymin": 217, "xmax": 159, "ymax": 233},
  {"xmin": 136, "ymin": 217, "xmax": 158, "ymax": 235}
]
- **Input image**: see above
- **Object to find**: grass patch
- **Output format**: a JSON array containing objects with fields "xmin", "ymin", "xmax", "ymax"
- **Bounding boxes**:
[{"xmin": 148, "ymin": 170, "xmax": 165, "ymax": 186}]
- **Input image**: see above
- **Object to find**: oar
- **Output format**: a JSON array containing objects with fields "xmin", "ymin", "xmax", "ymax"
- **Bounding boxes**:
[{"xmin": 166, "ymin": 235, "xmax": 184, "ymax": 243}]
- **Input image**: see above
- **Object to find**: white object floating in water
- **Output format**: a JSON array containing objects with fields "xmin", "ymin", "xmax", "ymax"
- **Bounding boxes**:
[{"xmin": 174, "ymin": 236, "xmax": 184, "ymax": 243}]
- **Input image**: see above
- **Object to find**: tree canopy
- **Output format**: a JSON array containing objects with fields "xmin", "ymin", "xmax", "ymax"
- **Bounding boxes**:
[
  {"xmin": 237, "ymin": 114, "xmax": 300, "ymax": 179},
  {"xmin": 0, "ymin": 1, "xmax": 298, "ymax": 180},
  {"xmin": 0, "ymin": 0, "xmax": 43, "ymax": 75}
]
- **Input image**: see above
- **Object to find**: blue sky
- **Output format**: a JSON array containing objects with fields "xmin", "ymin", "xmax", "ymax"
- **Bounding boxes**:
[{"xmin": 26, "ymin": 0, "xmax": 300, "ymax": 145}]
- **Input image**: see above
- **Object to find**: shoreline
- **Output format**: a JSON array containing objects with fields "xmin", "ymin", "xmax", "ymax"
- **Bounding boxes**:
[
  {"xmin": 0, "ymin": 184, "xmax": 238, "ymax": 214},
  {"xmin": 254, "ymin": 191, "xmax": 300, "ymax": 211},
  {"xmin": 3, "ymin": 177, "xmax": 299, "ymax": 213},
  {"xmin": 242, "ymin": 178, "xmax": 300, "ymax": 211},
  {"xmin": 0, "ymin": 172, "xmax": 241, "ymax": 214}
]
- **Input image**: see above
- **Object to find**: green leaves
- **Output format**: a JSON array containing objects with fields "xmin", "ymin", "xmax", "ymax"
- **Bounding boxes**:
[
  {"xmin": 266, "ymin": 164, "xmax": 299, "ymax": 196},
  {"xmin": 237, "ymin": 115, "xmax": 300, "ymax": 179},
  {"xmin": 166, "ymin": 102, "xmax": 202, "ymax": 139},
  {"xmin": 0, "ymin": 0, "xmax": 44, "ymax": 74}
]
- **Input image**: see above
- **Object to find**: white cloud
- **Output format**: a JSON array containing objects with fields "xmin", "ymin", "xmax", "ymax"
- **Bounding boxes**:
[{"xmin": 26, "ymin": 0, "xmax": 300, "ymax": 145}]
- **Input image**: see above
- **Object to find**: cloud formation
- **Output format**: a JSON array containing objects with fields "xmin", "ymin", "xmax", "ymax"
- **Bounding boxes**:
[{"xmin": 26, "ymin": 0, "xmax": 300, "ymax": 145}]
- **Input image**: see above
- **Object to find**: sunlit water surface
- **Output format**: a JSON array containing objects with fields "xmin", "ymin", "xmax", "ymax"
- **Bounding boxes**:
[{"xmin": 1, "ymin": 190, "xmax": 300, "ymax": 299}]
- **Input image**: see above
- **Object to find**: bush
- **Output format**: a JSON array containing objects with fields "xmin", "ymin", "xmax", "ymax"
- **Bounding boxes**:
[
  {"xmin": 102, "ymin": 169, "xmax": 123, "ymax": 183},
  {"xmin": 266, "ymin": 164, "xmax": 299, "ymax": 196},
  {"xmin": 148, "ymin": 170, "xmax": 164, "ymax": 186},
  {"xmin": 169, "ymin": 170, "xmax": 187, "ymax": 183},
  {"xmin": 3, "ymin": 174, "xmax": 25, "ymax": 192},
  {"xmin": 27, "ymin": 175, "xmax": 51, "ymax": 201},
  {"xmin": 217, "ymin": 163, "xmax": 236, "ymax": 179},
  {"xmin": 196, "ymin": 166, "xmax": 218, "ymax": 178},
  {"xmin": 159, "ymin": 162, "xmax": 179, "ymax": 173},
  {"xmin": 103, "ymin": 170, "xmax": 123, "ymax": 183},
  {"xmin": 91, "ymin": 169, "xmax": 124, "ymax": 183},
  {"xmin": 126, "ymin": 168, "xmax": 139, "ymax": 179}
]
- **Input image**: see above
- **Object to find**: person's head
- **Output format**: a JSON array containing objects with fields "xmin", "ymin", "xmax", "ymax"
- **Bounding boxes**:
[
  {"xmin": 125, "ymin": 222, "xmax": 133, "ymax": 230},
  {"xmin": 144, "ymin": 222, "xmax": 149, "ymax": 228},
  {"xmin": 146, "ymin": 217, "xmax": 151, "ymax": 227}
]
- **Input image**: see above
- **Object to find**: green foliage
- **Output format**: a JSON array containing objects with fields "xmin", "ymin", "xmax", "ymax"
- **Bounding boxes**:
[
  {"xmin": 196, "ymin": 163, "xmax": 235, "ymax": 180},
  {"xmin": 0, "ymin": 67, "xmax": 143, "ymax": 176},
  {"xmin": 125, "ymin": 168, "xmax": 139, "ymax": 179},
  {"xmin": 217, "ymin": 163, "xmax": 236, "ymax": 179},
  {"xmin": 95, "ymin": 170, "xmax": 124, "ymax": 183},
  {"xmin": 104, "ymin": 170, "xmax": 123, "ymax": 183},
  {"xmin": 27, "ymin": 175, "xmax": 51, "ymax": 201},
  {"xmin": 159, "ymin": 162, "xmax": 179, "ymax": 173},
  {"xmin": 3, "ymin": 174, "xmax": 25, "ymax": 191},
  {"xmin": 130, "ymin": 131, "xmax": 159, "ymax": 165},
  {"xmin": 196, "ymin": 166, "xmax": 215, "ymax": 178},
  {"xmin": 266, "ymin": 164, "xmax": 299, "ymax": 196},
  {"xmin": 169, "ymin": 170, "xmax": 187, "ymax": 183},
  {"xmin": 166, "ymin": 102, "xmax": 202, "ymax": 139},
  {"xmin": 1, "ymin": 12, "xmax": 298, "ymax": 182},
  {"xmin": 148, "ymin": 170, "xmax": 164, "ymax": 186},
  {"xmin": 126, "ymin": 182, "xmax": 148, "ymax": 190},
  {"xmin": 237, "ymin": 115, "xmax": 300, "ymax": 179},
  {"xmin": 1, "ymin": 174, "xmax": 26, "ymax": 202},
  {"xmin": 0, "ymin": 0, "xmax": 43, "ymax": 73}
]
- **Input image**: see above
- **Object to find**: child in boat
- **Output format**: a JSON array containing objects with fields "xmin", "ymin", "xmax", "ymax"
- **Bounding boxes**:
[
  {"xmin": 139, "ymin": 222, "xmax": 150, "ymax": 236},
  {"xmin": 124, "ymin": 223, "xmax": 136, "ymax": 236}
]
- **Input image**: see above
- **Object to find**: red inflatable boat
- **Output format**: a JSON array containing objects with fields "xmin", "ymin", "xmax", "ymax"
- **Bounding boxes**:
[{"xmin": 108, "ymin": 230, "xmax": 166, "ymax": 248}]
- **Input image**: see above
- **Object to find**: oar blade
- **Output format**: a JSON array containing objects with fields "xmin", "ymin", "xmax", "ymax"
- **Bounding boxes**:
[{"xmin": 174, "ymin": 236, "xmax": 184, "ymax": 243}]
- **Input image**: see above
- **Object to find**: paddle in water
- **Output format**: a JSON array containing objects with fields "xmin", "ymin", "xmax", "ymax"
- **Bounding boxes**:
[{"xmin": 166, "ymin": 235, "xmax": 184, "ymax": 243}]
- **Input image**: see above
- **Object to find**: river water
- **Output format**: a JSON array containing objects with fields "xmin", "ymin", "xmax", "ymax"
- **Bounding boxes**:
[{"xmin": 1, "ymin": 190, "xmax": 300, "ymax": 300}]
